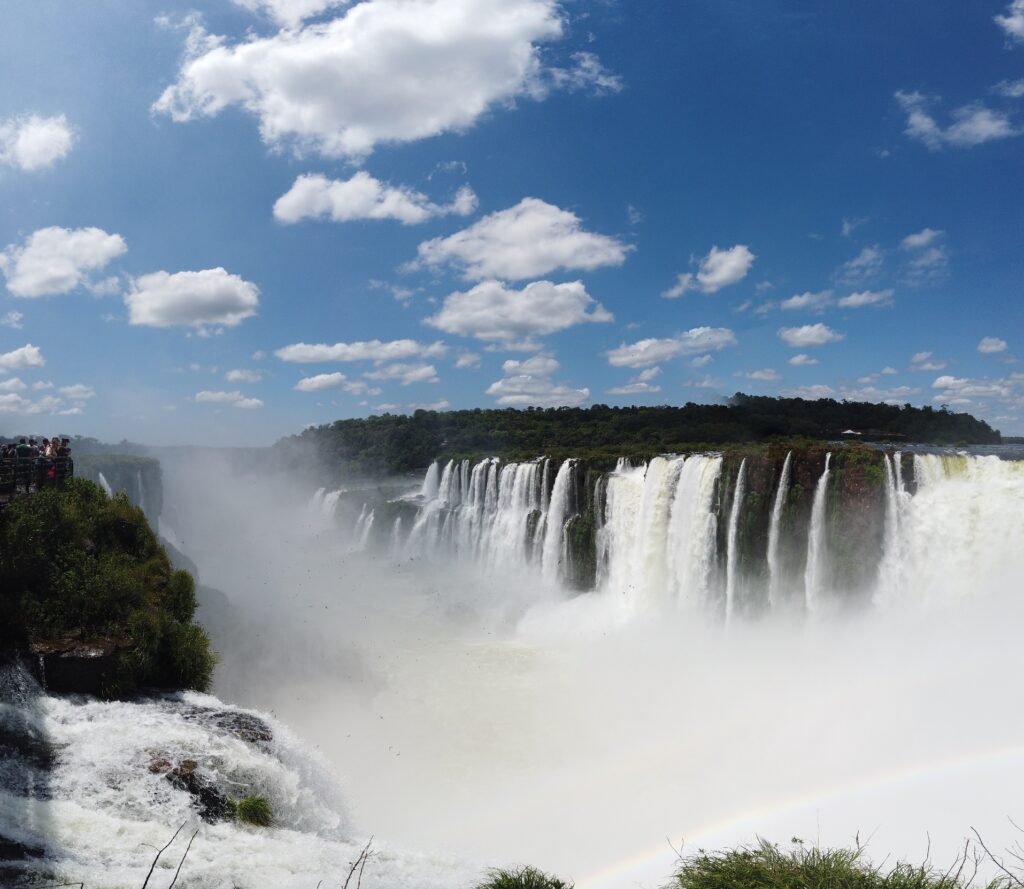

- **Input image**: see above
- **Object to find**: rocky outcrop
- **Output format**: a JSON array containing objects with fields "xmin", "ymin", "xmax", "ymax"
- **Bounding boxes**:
[{"xmin": 27, "ymin": 634, "xmax": 133, "ymax": 696}]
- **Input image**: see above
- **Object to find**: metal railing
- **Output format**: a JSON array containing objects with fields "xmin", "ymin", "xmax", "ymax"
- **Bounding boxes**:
[{"xmin": 0, "ymin": 456, "xmax": 75, "ymax": 500}]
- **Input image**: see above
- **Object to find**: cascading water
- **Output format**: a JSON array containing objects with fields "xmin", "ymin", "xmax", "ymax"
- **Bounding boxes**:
[
  {"xmin": 420, "ymin": 461, "xmax": 440, "ymax": 501},
  {"xmin": 724, "ymin": 458, "xmax": 747, "ymax": 621},
  {"xmin": 540, "ymin": 459, "xmax": 574, "ymax": 583},
  {"xmin": 803, "ymin": 453, "xmax": 831, "ymax": 612},
  {"xmin": 97, "ymin": 472, "xmax": 113, "ymax": 496},
  {"xmin": 766, "ymin": 450, "xmax": 792, "ymax": 609},
  {"xmin": 136, "ymin": 468, "xmax": 146, "ymax": 517}
]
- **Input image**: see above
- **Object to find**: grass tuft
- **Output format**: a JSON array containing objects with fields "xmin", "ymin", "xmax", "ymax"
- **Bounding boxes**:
[
  {"xmin": 475, "ymin": 865, "xmax": 574, "ymax": 889},
  {"xmin": 232, "ymin": 794, "xmax": 273, "ymax": 827}
]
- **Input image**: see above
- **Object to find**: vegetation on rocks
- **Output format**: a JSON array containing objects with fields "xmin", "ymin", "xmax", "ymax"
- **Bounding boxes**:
[
  {"xmin": 0, "ymin": 478, "xmax": 215, "ymax": 697},
  {"xmin": 475, "ymin": 866, "xmax": 574, "ymax": 889},
  {"xmin": 229, "ymin": 794, "xmax": 273, "ymax": 827}
]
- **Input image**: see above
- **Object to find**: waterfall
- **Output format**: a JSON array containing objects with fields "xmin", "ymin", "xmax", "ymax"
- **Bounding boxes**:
[
  {"xmin": 766, "ymin": 450, "xmax": 792, "ymax": 609},
  {"xmin": 724, "ymin": 458, "xmax": 747, "ymax": 621},
  {"xmin": 541, "ymin": 459, "xmax": 574, "ymax": 583},
  {"xmin": 98, "ymin": 472, "xmax": 113, "ymax": 496},
  {"xmin": 420, "ymin": 461, "xmax": 440, "ymax": 500},
  {"xmin": 804, "ymin": 453, "xmax": 831, "ymax": 612},
  {"xmin": 136, "ymin": 469, "xmax": 146, "ymax": 517}
]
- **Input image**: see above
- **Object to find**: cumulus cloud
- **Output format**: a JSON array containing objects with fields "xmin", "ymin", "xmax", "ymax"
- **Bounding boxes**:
[
  {"xmin": 293, "ymin": 371, "xmax": 378, "ymax": 394},
  {"xmin": 787, "ymin": 353, "xmax": 819, "ymax": 366},
  {"xmin": 455, "ymin": 352, "xmax": 481, "ymax": 369},
  {"xmin": 153, "ymin": 0, "xmax": 612, "ymax": 159},
  {"xmin": 273, "ymin": 172, "xmax": 477, "ymax": 224},
  {"xmin": 978, "ymin": 336, "xmax": 1009, "ymax": 354},
  {"xmin": 0, "ymin": 344, "xmax": 45, "ymax": 370},
  {"xmin": 742, "ymin": 368, "xmax": 782, "ymax": 381},
  {"xmin": 486, "ymin": 354, "xmax": 588, "ymax": 407},
  {"xmin": 0, "ymin": 113, "xmax": 75, "ymax": 171},
  {"xmin": 0, "ymin": 393, "xmax": 63, "ymax": 415},
  {"xmin": 777, "ymin": 323, "xmax": 845, "ymax": 348},
  {"xmin": 911, "ymin": 351, "xmax": 947, "ymax": 372},
  {"xmin": 901, "ymin": 227, "xmax": 943, "ymax": 250},
  {"xmin": 226, "ymin": 368, "xmax": 263, "ymax": 382},
  {"xmin": 996, "ymin": 0, "xmax": 1024, "ymax": 43},
  {"xmin": 547, "ymin": 51, "xmax": 623, "ymax": 96},
  {"xmin": 424, "ymin": 279, "xmax": 612, "ymax": 346},
  {"xmin": 232, "ymin": 0, "xmax": 350, "ymax": 28},
  {"xmin": 836, "ymin": 245, "xmax": 883, "ymax": 284},
  {"xmin": 364, "ymin": 362, "xmax": 439, "ymax": 385},
  {"xmin": 780, "ymin": 290, "xmax": 832, "ymax": 312},
  {"xmin": 663, "ymin": 244, "xmax": 755, "ymax": 297},
  {"xmin": 195, "ymin": 389, "xmax": 264, "ymax": 408},
  {"xmin": 605, "ymin": 327, "xmax": 737, "ymax": 368},
  {"xmin": 59, "ymin": 383, "xmax": 95, "ymax": 400},
  {"xmin": 0, "ymin": 378, "xmax": 27, "ymax": 392},
  {"xmin": 125, "ymin": 268, "xmax": 259, "ymax": 328},
  {"xmin": 895, "ymin": 91, "xmax": 1017, "ymax": 149},
  {"xmin": 993, "ymin": 78, "xmax": 1024, "ymax": 98},
  {"xmin": 1, "ymin": 311, "xmax": 23, "ymax": 329},
  {"xmin": 276, "ymin": 338, "xmax": 447, "ymax": 363},
  {"xmin": 607, "ymin": 366, "xmax": 662, "ymax": 395},
  {"xmin": 932, "ymin": 375, "xmax": 1012, "ymax": 399},
  {"xmin": 0, "ymin": 227, "xmax": 126, "ymax": 298},
  {"xmin": 783, "ymin": 384, "xmax": 835, "ymax": 399},
  {"xmin": 414, "ymin": 198, "xmax": 631, "ymax": 281},
  {"xmin": 836, "ymin": 288, "xmax": 894, "ymax": 308}
]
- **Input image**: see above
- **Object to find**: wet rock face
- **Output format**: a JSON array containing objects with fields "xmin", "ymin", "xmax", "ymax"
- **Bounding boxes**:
[
  {"xmin": 149, "ymin": 756, "xmax": 230, "ymax": 823},
  {"xmin": 27, "ymin": 635, "xmax": 132, "ymax": 696},
  {"xmin": 176, "ymin": 704, "xmax": 274, "ymax": 744}
]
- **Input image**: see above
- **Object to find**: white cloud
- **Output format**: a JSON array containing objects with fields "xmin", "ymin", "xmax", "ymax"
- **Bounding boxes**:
[
  {"xmin": 902, "ymin": 245, "xmax": 949, "ymax": 286},
  {"xmin": 682, "ymin": 375, "xmax": 720, "ymax": 390},
  {"xmin": 125, "ymin": 268, "xmax": 259, "ymax": 328},
  {"xmin": 605, "ymin": 327, "xmax": 737, "ymax": 368},
  {"xmin": 547, "ymin": 51, "xmax": 623, "ymax": 95},
  {"xmin": 690, "ymin": 355, "xmax": 713, "ymax": 368},
  {"xmin": 932, "ymin": 375, "xmax": 1012, "ymax": 399},
  {"xmin": 276, "ymin": 338, "xmax": 446, "ymax": 363},
  {"xmin": 0, "ymin": 344, "xmax": 45, "ymax": 370},
  {"xmin": 882, "ymin": 366, "xmax": 898, "ymax": 375},
  {"xmin": 742, "ymin": 368, "xmax": 782, "ymax": 381},
  {"xmin": 996, "ymin": 0, "xmax": 1024, "ymax": 43},
  {"xmin": 0, "ymin": 378, "xmax": 26, "ymax": 392},
  {"xmin": 663, "ymin": 244, "xmax": 755, "ymax": 297},
  {"xmin": 0, "ymin": 227, "xmax": 126, "ymax": 297},
  {"xmin": 895, "ymin": 91, "xmax": 1017, "ymax": 149},
  {"xmin": 841, "ymin": 217, "xmax": 867, "ymax": 237},
  {"xmin": 994, "ymin": 78, "xmax": 1024, "ymax": 98},
  {"xmin": 911, "ymin": 351, "xmax": 947, "ymax": 372},
  {"xmin": 59, "ymin": 383, "xmax": 95, "ymax": 400},
  {"xmin": 154, "ymin": 0, "xmax": 607, "ymax": 160},
  {"xmin": 486, "ymin": 354, "xmax": 588, "ymax": 407},
  {"xmin": 195, "ymin": 389, "xmax": 264, "ymax": 408},
  {"xmin": 836, "ymin": 288, "xmax": 894, "ymax": 308},
  {"xmin": 226, "ymin": 368, "xmax": 264, "ymax": 382},
  {"xmin": 424, "ymin": 279, "xmax": 611, "ymax": 346},
  {"xmin": 232, "ymin": 0, "xmax": 350, "ymax": 28},
  {"xmin": 273, "ymin": 172, "xmax": 477, "ymax": 225},
  {"xmin": 0, "ymin": 113, "xmax": 75, "ymax": 171},
  {"xmin": 783, "ymin": 384, "xmax": 835, "ymax": 399},
  {"xmin": 778, "ymin": 324, "xmax": 845, "ymax": 348},
  {"xmin": 252, "ymin": 350, "xmax": 267, "ymax": 360},
  {"xmin": 32, "ymin": 381, "xmax": 54, "ymax": 390},
  {"xmin": 455, "ymin": 352, "xmax": 481, "ymax": 369},
  {"xmin": 607, "ymin": 366, "xmax": 662, "ymax": 395},
  {"xmin": 901, "ymin": 228, "xmax": 943, "ymax": 250},
  {"xmin": 414, "ymin": 198, "xmax": 631, "ymax": 281},
  {"xmin": 780, "ymin": 290, "xmax": 832, "ymax": 312},
  {"xmin": 0, "ymin": 393, "xmax": 63, "ymax": 415},
  {"xmin": 978, "ymin": 336, "xmax": 1009, "ymax": 354},
  {"xmin": 294, "ymin": 371, "xmax": 377, "ymax": 394},
  {"xmin": 364, "ymin": 362, "xmax": 439, "ymax": 385},
  {"xmin": 787, "ymin": 354, "xmax": 819, "ymax": 366},
  {"xmin": 407, "ymin": 398, "xmax": 452, "ymax": 411},
  {"xmin": 836, "ymin": 245, "xmax": 883, "ymax": 284},
  {"xmin": 1, "ymin": 311, "xmax": 23, "ymax": 329}
]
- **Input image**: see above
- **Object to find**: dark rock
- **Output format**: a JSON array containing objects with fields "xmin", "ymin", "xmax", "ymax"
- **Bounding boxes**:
[
  {"xmin": 27, "ymin": 635, "xmax": 131, "ymax": 696},
  {"xmin": 150, "ymin": 756, "xmax": 229, "ymax": 822},
  {"xmin": 177, "ymin": 704, "xmax": 273, "ymax": 744},
  {"xmin": 0, "ymin": 835, "xmax": 45, "ymax": 861}
]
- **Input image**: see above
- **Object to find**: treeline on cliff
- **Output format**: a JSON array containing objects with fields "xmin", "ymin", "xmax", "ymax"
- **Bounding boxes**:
[
  {"xmin": 280, "ymin": 394, "xmax": 1000, "ymax": 477},
  {"xmin": 0, "ymin": 478, "xmax": 215, "ymax": 698}
]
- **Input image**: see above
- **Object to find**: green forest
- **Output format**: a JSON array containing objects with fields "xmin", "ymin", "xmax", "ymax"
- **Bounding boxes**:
[{"xmin": 279, "ymin": 393, "xmax": 1001, "ymax": 478}]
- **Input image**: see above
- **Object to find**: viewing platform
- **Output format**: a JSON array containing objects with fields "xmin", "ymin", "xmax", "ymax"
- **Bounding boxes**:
[{"xmin": 0, "ymin": 456, "xmax": 75, "ymax": 506}]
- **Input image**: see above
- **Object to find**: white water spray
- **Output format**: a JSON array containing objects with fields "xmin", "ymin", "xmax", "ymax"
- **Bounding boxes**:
[
  {"xmin": 766, "ymin": 450, "xmax": 792, "ymax": 609},
  {"xmin": 724, "ymin": 458, "xmax": 747, "ymax": 621},
  {"xmin": 804, "ymin": 452, "xmax": 831, "ymax": 612}
]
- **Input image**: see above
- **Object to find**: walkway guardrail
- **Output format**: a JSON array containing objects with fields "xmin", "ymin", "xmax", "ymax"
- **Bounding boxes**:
[{"xmin": 0, "ymin": 456, "xmax": 75, "ymax": 502}]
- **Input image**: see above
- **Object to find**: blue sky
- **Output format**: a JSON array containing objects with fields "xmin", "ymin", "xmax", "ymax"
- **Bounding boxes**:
[{"xmin": 0, "ymin": 0, "xmax": 1022, "ymax": 445}]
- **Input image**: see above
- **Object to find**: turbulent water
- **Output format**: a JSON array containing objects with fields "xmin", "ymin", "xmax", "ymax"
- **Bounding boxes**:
[{"xmin": 6, "ymin": 448, "xmax": 1024, "ymax": 888}]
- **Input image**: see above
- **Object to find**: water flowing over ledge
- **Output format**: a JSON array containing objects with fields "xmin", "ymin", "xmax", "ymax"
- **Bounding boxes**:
[{"xmin": 313, "ymin": 449, "xmax": 1024, "ymax": 617}]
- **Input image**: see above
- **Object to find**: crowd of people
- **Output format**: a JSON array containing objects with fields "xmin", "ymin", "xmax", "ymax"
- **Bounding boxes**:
[
  {"xmin": 1, "ymin": 437, "xmax": 72, "ymax": 459},
  {"xmin": 0, "ymin": 437, "xmax": 74, "ymax": 494}
]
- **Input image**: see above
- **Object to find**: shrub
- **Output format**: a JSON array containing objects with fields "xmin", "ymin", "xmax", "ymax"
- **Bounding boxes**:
[
  {"xmin": 475, "ymin": 866, "xmax": 573, "ymax": 889},
  {"xmin": 666, "ymin": 839, "xmax": 978, "ymax": 889},
  {"xmin": 233, "ymin": 795, "xmax": 273, "ymax": 827}
]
